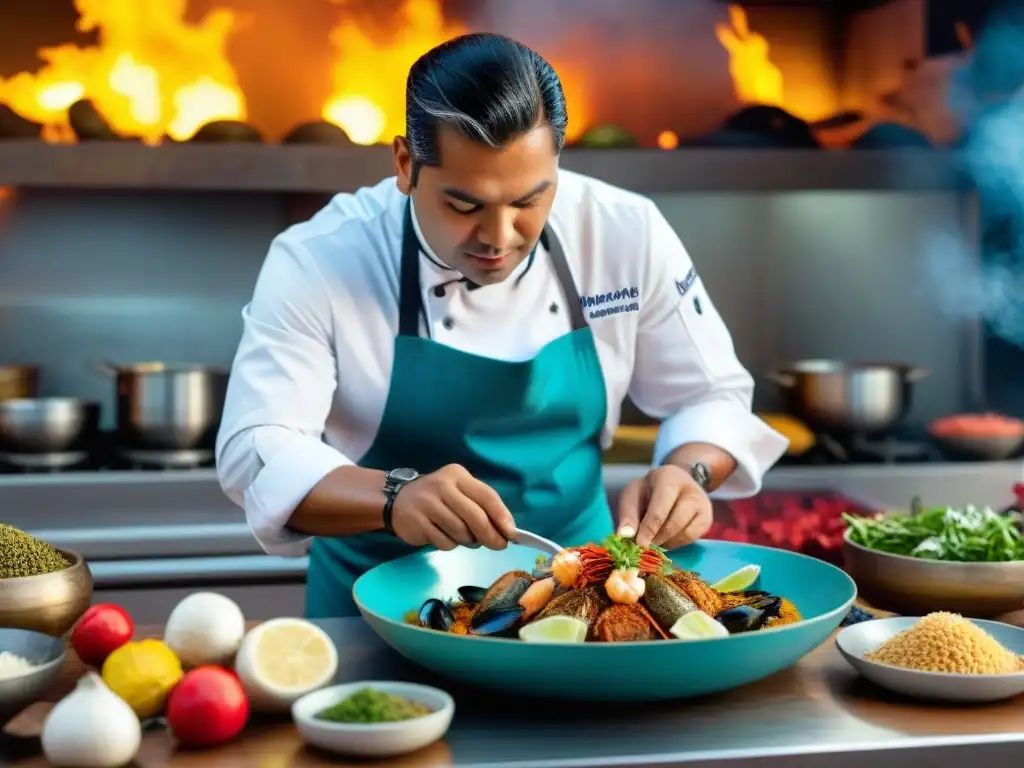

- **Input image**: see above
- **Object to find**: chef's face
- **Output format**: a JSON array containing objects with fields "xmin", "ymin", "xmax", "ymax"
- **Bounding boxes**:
[{"xmin": 394, "ymin": 124, "xmax": 558, "ymax": 285}]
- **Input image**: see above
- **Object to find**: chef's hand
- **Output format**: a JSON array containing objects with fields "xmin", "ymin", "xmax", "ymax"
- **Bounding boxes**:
[
  {"xmin": 614, "ymin": 465, "xmax": 713, "ymax": 549},
  {"xmin": 390, "ymin": 464, "xmax": 516, "ymax": 551}
]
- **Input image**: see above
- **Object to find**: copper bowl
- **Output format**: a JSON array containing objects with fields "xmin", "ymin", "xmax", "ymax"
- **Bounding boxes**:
[{"xmin": 0, "ymin": 549, "xmax": 93, "ymax": 637}]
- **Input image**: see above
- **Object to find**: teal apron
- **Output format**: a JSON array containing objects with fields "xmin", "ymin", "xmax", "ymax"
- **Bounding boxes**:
[{"xmin": 305, "ymin": 201, "xmax": 613, "ymax": 618}]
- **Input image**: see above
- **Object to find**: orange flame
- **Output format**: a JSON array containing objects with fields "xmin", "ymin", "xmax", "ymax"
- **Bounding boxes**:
[
  {"xmin": 321, "ymin": 0, "xmax": 592, "ymax": 146},
  {"xmin": 0, "ymin": 0, "xmax": 246, "ymax": 144},
  {"xmin": 322, "ymin": 0, "xmax": 467, "ymax": 145},
  {"xmin": 715, "ymin": 5, "xmax": 783, "ymax": 108},
  {"xmin": 657, "ymin": 130, "xmax": 679, "ymax": 150}
]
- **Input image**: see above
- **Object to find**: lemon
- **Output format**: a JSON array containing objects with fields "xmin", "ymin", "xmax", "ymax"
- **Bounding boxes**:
[
  {"xmin": 710, "ymin": 564, "xmax": 761, "ymax": 593},
  {"xmin": 669, "ymin": 611, "xmax": 730, "ymax": 640},
  {"xmin": 100, "ymin": 639, "xmax": 183, "ymax": 719},
  {"xmin": 518, "ymin": 616, "xmax": 588, "ymax": 644},
  {"xmin": 234, "ymin": 618, "xmax": 338, "ymax": 713}
]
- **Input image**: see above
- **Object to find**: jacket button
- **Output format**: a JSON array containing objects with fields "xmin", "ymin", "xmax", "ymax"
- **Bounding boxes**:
[
  {"xmin": 433, "ymin": 286, "xmax": 445, "ymax": 298},
  {"xmin": 443, "ymin": 317, "xmax": 454, "ymax": 330},
  {"xmin": 549, "ymin": 302, "xmax": 559, "ymax": 314}
]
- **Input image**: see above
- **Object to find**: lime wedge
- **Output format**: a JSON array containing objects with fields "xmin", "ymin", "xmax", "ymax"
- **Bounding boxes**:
[
  {"xmin": 710, "ymin": 564, "xmax": 761, "ymax": 592},
  {"xmin": 669, "ymin": 611, "xmax": 729, "ymax": 640},
  {"xmin": 519, "ymin": 616, "xmax": 589, "ymax": 644}
]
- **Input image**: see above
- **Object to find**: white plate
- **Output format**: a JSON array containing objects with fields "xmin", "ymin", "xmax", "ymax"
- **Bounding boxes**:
[
  {"xmin": 291, "ymin": 680, "xmax": 454, "ymax": 758},
  {"xmin": 836, "ymin": 616, "xmax": 1024, "ymax": 703}
]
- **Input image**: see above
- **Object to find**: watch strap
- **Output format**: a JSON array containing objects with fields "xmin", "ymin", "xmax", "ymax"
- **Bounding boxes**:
[
  {"xmin": 382, "ymin": 468, "xmax": 418, "ymax": 536},
  {"xmin": 689, "ymin": 461, "xmax": 711, "ymax": 492},
  {"xmin": 382, "ymin": 493, "xmax": 399, "ymax": 536}
]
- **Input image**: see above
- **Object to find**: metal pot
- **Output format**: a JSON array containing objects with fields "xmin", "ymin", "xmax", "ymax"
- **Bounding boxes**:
[
  {"xmin": 94, "ymin": 361, "xmax": 229, "ymax": 451},
  {"xmin": 0, "ymin": 398, "xmax": 100, "ymax": 454},
  {"xmin": 766, "ymin": 360, "xmax": 929, "ymax": 434},
  {"xmin": 0, "ymin": 364, "xmax": 39, "ymax": 402}
]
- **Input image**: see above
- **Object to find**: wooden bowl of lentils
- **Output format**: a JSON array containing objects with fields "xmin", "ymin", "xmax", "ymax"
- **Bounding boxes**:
[{"xmin": 0, "ymin": 524, "xmax": 93, "ymax": 637}]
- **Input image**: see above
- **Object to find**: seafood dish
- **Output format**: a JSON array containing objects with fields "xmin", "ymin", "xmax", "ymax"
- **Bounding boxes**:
[{"xmin": 407, "ymin": 534, "xmax": 803, "ymax": 642}]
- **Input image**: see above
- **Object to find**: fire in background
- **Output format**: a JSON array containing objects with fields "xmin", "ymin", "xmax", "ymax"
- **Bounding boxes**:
[{"xmin": 0, "ymin": 0, "xmax": 809, "ymax": 147}]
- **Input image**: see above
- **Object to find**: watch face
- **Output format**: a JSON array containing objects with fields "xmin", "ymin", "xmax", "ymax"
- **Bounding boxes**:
[{"xmin": 390, "ymin": 468, "xmax": 418, "ymax": 483}]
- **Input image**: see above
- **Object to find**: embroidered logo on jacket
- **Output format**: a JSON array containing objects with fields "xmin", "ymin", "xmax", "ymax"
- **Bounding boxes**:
[
  {"xmin": 579, "ymin": 286, "xmax": 640, "ymax": 320},
  {"xmin": 675, "ymin": 267, "xmax": 698, "ymax": 298}
]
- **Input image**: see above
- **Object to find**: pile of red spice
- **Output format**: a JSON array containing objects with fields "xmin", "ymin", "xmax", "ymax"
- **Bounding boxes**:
[{"xmin": 706, "ymin": 491, "xmax": 880, "ymax": 565}]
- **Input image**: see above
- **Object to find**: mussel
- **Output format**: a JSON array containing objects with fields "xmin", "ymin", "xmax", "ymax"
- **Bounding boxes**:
[
  {"xmin": 457, "ymin": 586, "xmax": 489, "ymax": 606},
  {"xmin": 418, "ymin": 598, "xmax": 455, "ymax": 631},
  {"xmin": 469, "ymin": 606, "xmax": 525, "ymax": 636},
  {"xmin": 473, "ymin": 571, "xmax": 533, "ymax": 615},
  {"xmin": 715, "ymin": 595, "xmax": 782, "ymax": 633}
]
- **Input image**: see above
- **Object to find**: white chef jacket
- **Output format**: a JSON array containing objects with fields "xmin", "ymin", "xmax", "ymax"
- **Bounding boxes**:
[{"xmin": 216, "ymin": 169, "xmax": 789, "ymax": 557}]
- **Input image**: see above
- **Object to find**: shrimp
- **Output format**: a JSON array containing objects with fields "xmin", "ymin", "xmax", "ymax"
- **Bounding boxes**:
[{"xmin": 605, "ymin": 567, "xmax": 645, "ymax": 604}]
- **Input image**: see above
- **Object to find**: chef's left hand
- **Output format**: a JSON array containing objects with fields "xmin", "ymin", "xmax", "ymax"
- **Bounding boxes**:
[{"xmin": 614, "ymin": 464, "xmax": 713, "ymax": 549}]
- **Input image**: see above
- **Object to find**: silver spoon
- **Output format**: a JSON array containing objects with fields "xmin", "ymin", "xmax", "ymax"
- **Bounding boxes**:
[{"xmin": 512, "ymin": 527, "xmax": 563, "ymax": 556}]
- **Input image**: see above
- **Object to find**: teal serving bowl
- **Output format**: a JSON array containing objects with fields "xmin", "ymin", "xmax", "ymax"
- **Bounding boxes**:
[{"xmin": 353, "ymin": 540, "xmax": 856, "ymax": 702}]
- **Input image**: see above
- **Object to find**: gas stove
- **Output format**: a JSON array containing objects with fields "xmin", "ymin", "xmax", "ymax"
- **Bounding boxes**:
[
  {"xmin": 0, "ymin": 431, "xmax": 214, "ymax": 474},
  {"xmin": 777, "ymin": 425, "xmax": 947, "ymax": 466}
]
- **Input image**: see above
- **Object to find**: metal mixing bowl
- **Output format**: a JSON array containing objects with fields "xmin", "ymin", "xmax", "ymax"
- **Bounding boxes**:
[
  {"xmin": 0, "ymin": 398, "xmax": 100, "ymax": 454},
  {"xmin": 843, "ymin": 530, "xmax": 1024, "ymax": 617},
  {"xmin": 0, "ymin": 628, "xmax": 65, "ymax": 729},
  {"xmin": 0, "ymin": 549, "xmax": 93, "ymax": 637}
]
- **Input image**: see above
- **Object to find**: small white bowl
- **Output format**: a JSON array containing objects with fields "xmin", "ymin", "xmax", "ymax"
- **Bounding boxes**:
[
  {"xmin": 836, "ymin": 616, "xmax": 1024, "ymax": 703},
  {"xmin": 291, "ymin": 680, "xmax": 454, "ymax": 758}
]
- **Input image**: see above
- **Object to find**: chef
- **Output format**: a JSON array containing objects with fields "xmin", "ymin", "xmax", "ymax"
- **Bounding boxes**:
[{"xmin": 215, "ymin": 32, "xmax": 788, "ymax": 619}]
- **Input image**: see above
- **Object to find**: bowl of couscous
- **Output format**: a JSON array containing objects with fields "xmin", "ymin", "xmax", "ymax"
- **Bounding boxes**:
[
  {"xmin": 836, "ymin": 613, "xmax": 1024, "ymax": 703},
  {"xmin": 0, "ymin": 524, "xmax": 93, "ymax": 637}
]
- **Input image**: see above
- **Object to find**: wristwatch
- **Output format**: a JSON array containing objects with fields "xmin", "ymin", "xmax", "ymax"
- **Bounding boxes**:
[
  {"xmin": 688, "ymin": 461, "xmax": 711, "ymax": 493},
  {"xmin": 382, "ymin": 468, "xmax": 420, "ymax": 535}
]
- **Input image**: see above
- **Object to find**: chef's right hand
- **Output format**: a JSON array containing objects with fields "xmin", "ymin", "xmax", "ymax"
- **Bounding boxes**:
[{"xmin": 390, "ymin": 464, "xmax": 516, "ymax": 551}]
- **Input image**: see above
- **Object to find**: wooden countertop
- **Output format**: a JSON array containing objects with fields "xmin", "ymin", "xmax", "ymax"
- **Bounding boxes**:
[{"xmin": 5, "ymin": 606, "xmax": 1024, "ymax": 768}]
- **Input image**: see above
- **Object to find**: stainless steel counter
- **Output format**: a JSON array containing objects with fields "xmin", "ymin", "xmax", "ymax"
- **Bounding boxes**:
[{"xmin": 307, "ymin": 618, "xmax": 1024, "ymax": 768}]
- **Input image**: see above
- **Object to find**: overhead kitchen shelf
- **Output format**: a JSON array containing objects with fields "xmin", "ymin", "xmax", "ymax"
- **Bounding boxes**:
[{"xmin": 0, "ymin": 141, "xmax": 971, "ymax": 193}]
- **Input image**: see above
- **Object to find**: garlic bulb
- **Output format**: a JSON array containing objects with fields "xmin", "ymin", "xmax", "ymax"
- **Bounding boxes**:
[{"xmin": 42, "ymin": 672, "xmax": 142, "ymax": 767}]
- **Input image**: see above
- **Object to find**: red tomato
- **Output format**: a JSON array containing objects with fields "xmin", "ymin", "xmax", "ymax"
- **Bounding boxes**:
[
  {"xmin": 166, "ymin": 666, "xmax": 249, "ymax": 748},
  {"xmin": 69, "ymin": 603, "xmax": 134, "ymax": 668}
]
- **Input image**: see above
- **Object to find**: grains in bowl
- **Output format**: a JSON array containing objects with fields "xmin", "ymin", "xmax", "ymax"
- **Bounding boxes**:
[
  {"xmin": 867, "ymin": 612, "xmax": 1024, "ymax": 675},
  {"xmin": 0, "ymin": 524, "xmax": 70, "ymax": 579}
]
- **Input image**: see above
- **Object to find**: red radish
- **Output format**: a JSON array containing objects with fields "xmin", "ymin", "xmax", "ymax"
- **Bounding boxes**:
[
  {"xmin": 165, "ymin": 666, "xmax": 249, "ymax": 748},
  {"xmin": 70, "ymin": 604, "xmax": 134, "ymax": 668}
]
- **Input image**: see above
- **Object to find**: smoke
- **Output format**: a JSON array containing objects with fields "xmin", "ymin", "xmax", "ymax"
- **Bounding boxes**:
[{"xmin": 924, "ymin": 7, "xmax": 1024, "ymax": 349}]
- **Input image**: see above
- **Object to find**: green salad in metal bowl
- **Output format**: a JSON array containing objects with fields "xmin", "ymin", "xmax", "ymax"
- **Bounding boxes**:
[{"xmin": 842, "ymin": 498, "xmax": 1024, "ymax": 563}]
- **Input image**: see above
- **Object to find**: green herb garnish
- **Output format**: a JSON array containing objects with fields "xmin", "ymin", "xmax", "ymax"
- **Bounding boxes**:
[
  {"xmin": 601, "ymin": 534, "xmax": 671, "ymax": 571},
  {"xmin": 315, "ymin": 688, "xmax": 433, "ymax": 724},
  {"xmin": 843, "ymin": 504, "xmax": 1024, "ymax": 563}
]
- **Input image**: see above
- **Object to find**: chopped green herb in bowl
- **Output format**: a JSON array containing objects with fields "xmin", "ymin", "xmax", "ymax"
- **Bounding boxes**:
[
  {"xmin": 842, "ymin": 500, "xmax": 1024, "ymax": 563},
  {"xmin": 315, "ymin": 687, "xmax": 433, "ymax": 724}
]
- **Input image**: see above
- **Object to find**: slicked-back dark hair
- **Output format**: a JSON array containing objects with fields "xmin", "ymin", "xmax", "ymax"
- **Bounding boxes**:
[{"xmin": 405, "ymin": 33, "xmax": 567, "ymax": 183}]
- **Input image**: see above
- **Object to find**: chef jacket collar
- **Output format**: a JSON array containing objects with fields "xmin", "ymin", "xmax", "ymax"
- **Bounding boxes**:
[{"xmin": 409, "ymin": 198, "xmax": 536, "ymax": 293}]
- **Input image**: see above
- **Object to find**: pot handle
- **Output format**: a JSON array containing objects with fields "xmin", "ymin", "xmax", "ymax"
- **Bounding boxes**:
[
  {"xmin": 906, "ymin": 367, "xmax": 931, "ymax": 382},
  {"xmin": 90, "ymin": 360, "xmax": 120, "ymax": 376},
  {"xmin": 764, "ymin": 371, "xmax": 797, "ymax": 387}
]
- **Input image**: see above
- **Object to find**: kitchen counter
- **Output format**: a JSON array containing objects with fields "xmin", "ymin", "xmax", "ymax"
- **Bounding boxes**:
[{"xmin": 5, "ymin": 614, "xmax": 1024, "ymax": 768}]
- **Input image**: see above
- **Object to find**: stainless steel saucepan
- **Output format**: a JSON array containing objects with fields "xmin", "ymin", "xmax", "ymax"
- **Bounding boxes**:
[
  {"xmin": 93, "ymin": 361, "xmax": 230, "ymax": 451},
  {"xmin": 766, "ymin": 360, "xmax": 929, "ymax": 434},
  {"xmin": 0, "ymin": 398, "xmax": 100, "ymax": 454}
]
